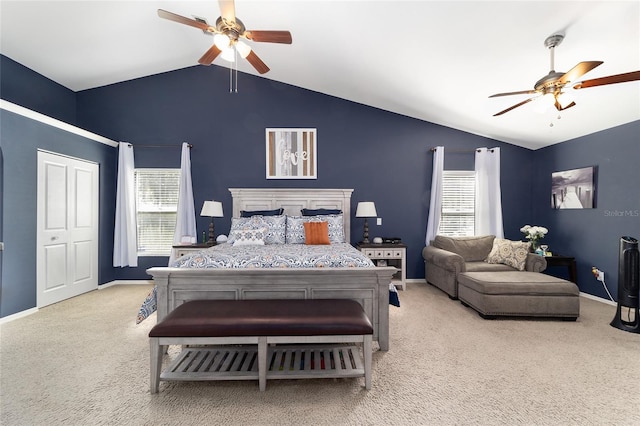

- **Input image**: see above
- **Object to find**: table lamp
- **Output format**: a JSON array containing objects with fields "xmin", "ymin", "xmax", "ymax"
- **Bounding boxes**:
[
  {"xmin": 200, "ymin": 201, "xmax": 224, "ymax": 244},
  {"xmin": 355, "ymin": 201, "xmax": 377, "ymax": 244}
]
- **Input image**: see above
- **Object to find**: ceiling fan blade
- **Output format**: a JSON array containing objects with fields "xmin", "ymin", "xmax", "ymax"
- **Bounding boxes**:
[
  {"xmin": 244, "ymin": 30, "xmax": 292, "ymax": 44},
  {"xmin": 493, "ymin": 98, "xmax": 535, "ymax": 116},
  {"xmin": 218, "ymin": 0, "xmax": 236, "ymax": 23},
  {"xmin": 554, "ymin": 99, "xmax": 576, "ymax": 112},
  {"xmin": 573, "ymin": 70, "xmax": 640, "ymax": 89},
  {"xmin": 558, "ymin": 61, "xmax": 603, "ymax": 85},
  {"xmin": 157, "ymin": 9, "xmax": 212, "ymax": 32},
  {"xmin": 198, "ymin": 45, "xmax": 222, "ymax": 65},
  {"xmin": 245, "ymin": 50, "xmax": 270, "ymax": 74},
  {"xmin": 489, "ymin": 90, "xmax": 537, "ymax": 98}
]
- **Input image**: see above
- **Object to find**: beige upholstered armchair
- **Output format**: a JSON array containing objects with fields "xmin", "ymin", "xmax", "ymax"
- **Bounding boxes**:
[{"xmin": 422, "ymin": 235, "xmax": 547, "ymax": 299}]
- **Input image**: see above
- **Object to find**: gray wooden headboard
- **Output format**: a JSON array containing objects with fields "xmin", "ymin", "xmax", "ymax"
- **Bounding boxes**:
[{"xmin": 228, "ymin": 188, "xmax": 353, "ymax": 242}]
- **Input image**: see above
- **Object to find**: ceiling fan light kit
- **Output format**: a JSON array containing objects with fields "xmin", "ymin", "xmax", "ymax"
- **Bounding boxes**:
[
  {"xmin": 220, "ymin": 47, "xmax": 236, "ymax": 63},
  {"xmin": 489, "ymin": 33, "xmax": 640, "ymax": 117},
  {"xmin": 235, "ymin": 41, "xmax": 251, "ymax": 58},
  {"xmin": 214, "ymin": 33, "xmax": 231, "ymax": 50}
]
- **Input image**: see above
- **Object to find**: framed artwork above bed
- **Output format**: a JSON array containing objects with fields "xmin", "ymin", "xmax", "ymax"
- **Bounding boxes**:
[{"xmin": 266, "ymin": 128, "xmax": 317, "ymax": 179}]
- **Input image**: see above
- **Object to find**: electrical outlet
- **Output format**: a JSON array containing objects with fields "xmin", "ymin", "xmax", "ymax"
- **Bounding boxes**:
[
  {"xmin": 592, "ymin": 266, "xmax": 605, "ymax": 282},
  {"xmin": 376, "ymin": 217, "xmax": 382, "ymax": 226}
]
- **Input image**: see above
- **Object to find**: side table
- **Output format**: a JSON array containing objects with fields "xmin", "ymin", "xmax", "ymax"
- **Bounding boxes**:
[
  {"xmin": 172, "ymin": 242, "xmax": 216, "ymax": 258},
  {"xmin": 544, "ymin": 254, "xmax": 577, "ymax": 284},
  {"xmin": 356, "ymin": 243, "xmax": 406, "ymax": 290}
]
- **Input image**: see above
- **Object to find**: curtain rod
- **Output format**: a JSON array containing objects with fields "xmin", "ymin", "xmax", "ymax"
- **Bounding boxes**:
[
  {"xmin": 126, "ymin": 143, "xmax": 192, "ymax": 148},
  {"xmin": 430, "ymin": 147, "xmax": 494, "ymax": 153}
]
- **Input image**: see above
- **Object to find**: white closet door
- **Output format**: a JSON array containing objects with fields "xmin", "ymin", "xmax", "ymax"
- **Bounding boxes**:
[{"xmin": 37, "ymin": 151, "xmax": 98, "ymax": 307}]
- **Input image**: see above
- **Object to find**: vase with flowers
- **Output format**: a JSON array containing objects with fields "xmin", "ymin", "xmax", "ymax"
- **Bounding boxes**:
[{"xmin": 520, "ymin": 225, "xmax": 548, "ymax": 254}]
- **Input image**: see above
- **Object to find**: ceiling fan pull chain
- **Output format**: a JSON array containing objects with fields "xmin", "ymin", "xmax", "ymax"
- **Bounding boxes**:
[
  {"xmin": 234, "ymin": 48, "xmax": 238, "ymax": 93},
  {"xmin": 228, "ymin": 47, "xmax": 239, "ymax": 93}
]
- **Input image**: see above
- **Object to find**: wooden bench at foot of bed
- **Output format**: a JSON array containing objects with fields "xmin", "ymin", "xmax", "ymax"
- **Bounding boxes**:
[{"xmin": 149, "ymin": 299, "xmax": 374, "ymax": 392}]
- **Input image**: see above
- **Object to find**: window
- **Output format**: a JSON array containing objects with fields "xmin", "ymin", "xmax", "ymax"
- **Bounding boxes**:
[
  {"xmin": 135, "ymin": 169, "xmax": 180, "ymax": 256},
  {"xmin": 438, "ymin": 170, "xmax": 476, "ymax": 237}
]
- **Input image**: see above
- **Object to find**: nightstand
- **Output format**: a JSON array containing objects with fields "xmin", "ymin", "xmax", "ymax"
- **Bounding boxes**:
[
  {"xmin": 543, "ymin": 254, "xmax": 577, "ymax": 284},
  {"xmin": 357, "ymin": 243, "xmax": 407, "ymax": 290},
  {"xmin": 172, "ymin": 242, "xmax": 216, "ymax": 258}
]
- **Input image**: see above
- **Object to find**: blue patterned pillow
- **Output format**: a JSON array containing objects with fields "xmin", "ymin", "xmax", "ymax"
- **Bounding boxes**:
[
  {"xmin": 228, "ymin": 215, "xmax": 286, "ymax": 245},
  {"xmin": 261, "ymin": 214, "xmax": 286, "ymax": 244},
  {"xmin": 286, "ymin": 214, "xmax": 345, "ymax": 244}
]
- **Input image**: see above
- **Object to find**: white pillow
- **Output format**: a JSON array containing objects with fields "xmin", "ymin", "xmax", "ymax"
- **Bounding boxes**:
[
  {"xmin": 227, "ymin": 215, "xmax": 286, "ymax": 245},
  {"xmin": 231, "ymin": 227, "xmax": 267, "ymax": 246}
]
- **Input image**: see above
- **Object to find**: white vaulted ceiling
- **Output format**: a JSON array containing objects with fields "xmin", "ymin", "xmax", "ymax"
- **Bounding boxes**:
[{"xmin": 1, "ymin": 1, "xmax": 639, "ymax": 149}]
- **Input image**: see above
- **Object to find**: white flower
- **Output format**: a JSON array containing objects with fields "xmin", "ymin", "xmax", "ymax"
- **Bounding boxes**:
[{"xmin": 520, "ymin": 225, "xmax": 548, "ymax": 241}]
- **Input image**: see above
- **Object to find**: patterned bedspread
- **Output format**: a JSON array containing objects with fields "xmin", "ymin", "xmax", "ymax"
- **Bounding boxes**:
[
  {"xmin": 136, "ymin": 243, "xmax": 399, "ymax": 324},
  {"xmin": 170, "ymin": 242, "xmax": 375, "ymax": 269}
]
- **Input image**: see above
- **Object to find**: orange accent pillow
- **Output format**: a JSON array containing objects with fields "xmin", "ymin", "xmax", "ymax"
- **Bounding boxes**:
[{"xmin": 303, "ymin": 221, "xmax": 331, "ymax": 245}]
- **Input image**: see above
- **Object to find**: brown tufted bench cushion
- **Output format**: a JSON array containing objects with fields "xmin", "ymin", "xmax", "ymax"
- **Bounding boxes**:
[{"xmin": 149, "ymin": 299, "xmax": 373, "ymax": 393}]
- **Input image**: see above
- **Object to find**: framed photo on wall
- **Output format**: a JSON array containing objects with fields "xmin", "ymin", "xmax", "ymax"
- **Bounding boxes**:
[
  {"xmin": 265, "ymin": 128, "xmax": 317, "ymax": 179},
  {"xmin": 551, "ymin": 166, "xmax": 596, "ymax": 209}
]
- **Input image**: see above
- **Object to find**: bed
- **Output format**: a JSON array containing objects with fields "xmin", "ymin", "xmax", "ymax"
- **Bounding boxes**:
[{"xmin": 145, "ymin": 188, "xmax": 397, "ymax": 351}]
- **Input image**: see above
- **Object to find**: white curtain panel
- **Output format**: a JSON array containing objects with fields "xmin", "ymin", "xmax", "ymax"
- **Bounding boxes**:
[
  {"xmin": 425, "ymin": 146, "xmax": 445, "ymax": 246},
  {"xmin": 475, "ymin": 147, "xmax": 504, "ymax": 238},
  {"xmin": 169, "ymin": 142, "xmax": 197, "ymax": 265},
  {"xmin": 113, "ymin": 142, "xmax": 138, "ymax": 267}
]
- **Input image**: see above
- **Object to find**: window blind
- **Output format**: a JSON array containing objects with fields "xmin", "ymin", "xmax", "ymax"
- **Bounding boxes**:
[
  {"xmin": 438, "ymin": 170, "xmax": 476, "ymax": 237},
  {"xmin": 135, "ymin": 169, "xmax": 180, "ymax": 256}
]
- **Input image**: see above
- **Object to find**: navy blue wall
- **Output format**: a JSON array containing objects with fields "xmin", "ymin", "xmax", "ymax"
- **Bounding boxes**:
[
  {"xmin": 0, "ymin": 110, "xmax": 116, "ymax": 317},
  {"xmin": 1, "ymin": 54, "xmax": 117, "ymax": 317},
  {"xmin": 75, "ymin": 64, "xmax": 534, "ymax": 281},
  {"xmin": 7, "ymin": 53, "xmax": 635, "ymax": 318},
  {"xmin": 532, "ymin": 121, "xmax": 640, "ymax": 300},
  {"xmin": 0, "ymin": 55, "xmax": 77, "ymax": 124}
]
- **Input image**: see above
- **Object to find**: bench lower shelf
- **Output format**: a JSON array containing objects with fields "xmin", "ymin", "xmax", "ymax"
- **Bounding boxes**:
[{"xmin": 161, "ymin": 344, "xmax": 366, "ymax": 383}]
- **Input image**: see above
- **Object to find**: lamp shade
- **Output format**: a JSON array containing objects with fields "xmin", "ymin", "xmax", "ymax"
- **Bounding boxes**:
[
  {"xmin": 213, "ymin": 33, "xmax": 231, "ymax": 50},
  {"xmin": 220, "ymin": 47, "xmax": 235, "ymax": 63},
  {"xmin": 356, "ymin": 201, "xmax": 377, "ymax": 217},
  {"xmin": 201, "ymin": 201, "xmax": 224, "ymax": 217},
  {"xmin": 236, "ymin": 40, "xmax": 252, "ymax": 59}
]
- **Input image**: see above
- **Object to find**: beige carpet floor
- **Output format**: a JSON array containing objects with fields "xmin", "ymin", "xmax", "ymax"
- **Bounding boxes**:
[{"xmin": 1, "ymin": 282, "xmax": 639, "ymax": 425}]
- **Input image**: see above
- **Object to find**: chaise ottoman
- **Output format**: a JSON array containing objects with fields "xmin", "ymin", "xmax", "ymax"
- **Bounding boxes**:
[{"xmin": 457, "ymin": 271, "xmax": 580, "ymax": 320}]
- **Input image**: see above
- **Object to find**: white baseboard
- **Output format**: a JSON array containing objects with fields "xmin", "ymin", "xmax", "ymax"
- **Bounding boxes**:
[
  {"xmin": 99, "ymin": 280, "xmax": 154, "ymax": 289},
  {"xmin": 580, "ymin": 292, "xmax": 617, "ymax": 306},
  {"xmin": 0, "ymin": 307, "xmax": 38, "ymax": 325}
]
